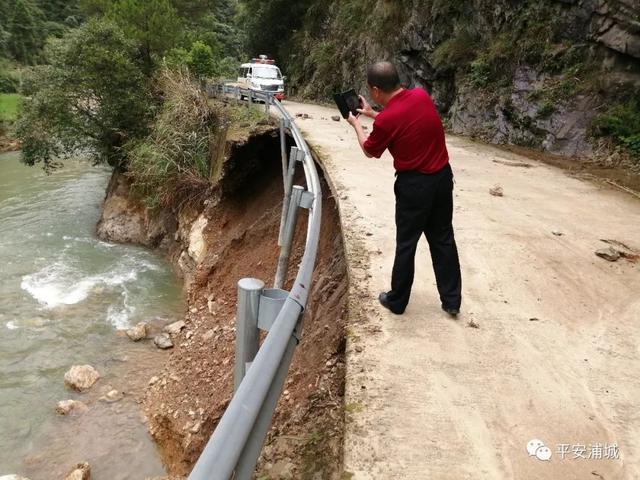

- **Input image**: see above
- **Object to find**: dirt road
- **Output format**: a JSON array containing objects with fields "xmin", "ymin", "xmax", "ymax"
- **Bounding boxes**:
[{"xmin": 283, "ymin": 100, "xmax": 640, "ymax": 479}]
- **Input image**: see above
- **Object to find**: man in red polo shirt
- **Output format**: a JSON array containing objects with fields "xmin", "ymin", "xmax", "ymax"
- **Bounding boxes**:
[{"xmin": 346, "ymin": 61, "xmax": 462, "ymax": 316}]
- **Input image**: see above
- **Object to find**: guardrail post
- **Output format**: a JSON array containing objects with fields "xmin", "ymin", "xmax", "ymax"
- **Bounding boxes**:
[
  {"xmin": 248, "ymin": 89, "xmax": 253, "ymax": 106},
  {"xmin": 235, "ymin": 278, "xmax": 264, "ymax": 391},
  {"xmin": 279, "ymin": 118, "xmax": 288, "ymax": 187},
  {"xmin": 278, "ymin": 146, "xmax": 303, "ymax": 246},
  {"xmin": 234, "ymin": 325, "xmax": 300, "ymax": 480},
  {"xmin": 265, "ymin": 95, "xmax": 270, "ymax": 115},
  {"xmin": 274, "ymin": 185, "xmax": 304, "ymax": 289}
]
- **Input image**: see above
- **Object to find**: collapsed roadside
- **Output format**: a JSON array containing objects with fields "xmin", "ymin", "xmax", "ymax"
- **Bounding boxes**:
[{"xmin": 96, "ymin": 73, "xmax": 348, "ymax": 479}]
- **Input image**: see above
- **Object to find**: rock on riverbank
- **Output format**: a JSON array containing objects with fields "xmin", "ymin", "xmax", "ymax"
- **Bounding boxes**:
[{"xmin": 64, "ymin": 365, "xmax": 100, "ymax": 392}]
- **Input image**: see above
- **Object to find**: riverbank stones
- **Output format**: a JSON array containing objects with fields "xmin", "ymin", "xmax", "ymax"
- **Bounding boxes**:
[
  {"xmin": 125, "ymin": 322, "xmax": 148, "ymax": 341},
  {"xmin": 64, "ymin": 365, "xmax": 100, "ymax": 392},
  {"xmin": 56, "ymin": 399, "xmax": 88, "ymax": 415},
  {"xmin": 154, "ymin": 333, "xmax": 174, "ymax": 350},
  {"xmin": 63, "ymin": 462, "xmax": 90, "ymax": 480},
  {"xmin": 163, "ymin": 320, "xmax": 186, "ymax": 335}
]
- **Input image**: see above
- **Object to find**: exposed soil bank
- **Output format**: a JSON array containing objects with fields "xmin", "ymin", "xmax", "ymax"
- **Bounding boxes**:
[
  {"xmin": 488, "ymin": 141, "xmax": 640, "ymax": 195},
  {"xmin": 0, "ymin": 134, "xmax": 20, "ymax": 153},
  {"xmin": 97, "ymin": 126, "xmax": 348, "ymax": 479}
]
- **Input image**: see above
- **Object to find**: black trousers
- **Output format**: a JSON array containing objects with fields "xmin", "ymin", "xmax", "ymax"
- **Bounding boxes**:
[{"xmin": 386, "ymin": 164, "xmax": 462, "ymax": 313}]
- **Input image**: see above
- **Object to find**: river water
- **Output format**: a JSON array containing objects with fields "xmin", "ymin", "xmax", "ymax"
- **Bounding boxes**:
[{"xmin": 0, "ymin": 152, "xmax": 183, "ymax": 479}]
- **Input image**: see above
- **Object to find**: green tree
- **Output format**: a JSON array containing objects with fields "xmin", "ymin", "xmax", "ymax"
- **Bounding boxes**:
[
  {"xmin": 237, "ymin": 0, "xmax": 313, "ymax": 67},
  {"xmin": 15, "ymin": 19, "xmax": 153, "ymax": 171},
  {"xmin": 106, "ymin": 0, "xmax": 182, "ymax": 71},
  {"xmin": 5, "ymin": 0, "xmax": 46, "ymax": 64},
  {"xmin": 79, "ymin": 0, "xmax": 110, "ymax": 16},
  {"xmin": 171, "ymin": 0, "xmax": 215, "ymax": 20},
  {"xmin": 36, "ymin": 0, "xmax": 82, "ymax": 24},
  {"xmin": 180, "ymin": 0, "xmax": 241, "ymax": 58},
  {"xmin": 187, "ymin": 40, "xmax": 217, "ymax": 78},
  {"xmin": 164, "ymin": 47, "xmax": 190, "ymax": 70},
  {"xmin": 0, "ymin": 0, "xmax": 10, "ymax": 56}
]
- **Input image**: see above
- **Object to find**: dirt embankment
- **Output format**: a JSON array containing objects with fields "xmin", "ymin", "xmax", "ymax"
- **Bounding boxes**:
[
  {"xmin": 97, "ymin": 126, "xmax": 348, "ymax": 479},
  {"xmin": 0, "ymin": 134, "xmax": 20, "ymax": 153}
]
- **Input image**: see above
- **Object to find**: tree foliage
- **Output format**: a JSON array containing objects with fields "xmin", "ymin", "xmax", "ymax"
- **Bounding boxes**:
[
  {"xmin": 36, "ymin": 0, "xmax": 82, "ymax": 24},
  {"xmin": 15, "ymin": 19, "xmax": 153, "ymax": 170},
  {"xmin": 237, "ymin": 0, "xmax": 314, "ymax": 67},
  {"xmin": 106, "ymin": 0, "xmax": 182, "ymax": 71},
  {"xmin": 10, "ymin": 0, "xmax": 245, "ymax": 174},
  {"xmin": 4, "ymin": 0, "xmax": 46, "ymax": 64},
  {"xmin": 0, "ymin": 0, "xmax": 83, "ymax": 63},
  {"xmin": 186, "ymin": 41, "xmax": 217, "ymax": 78}
]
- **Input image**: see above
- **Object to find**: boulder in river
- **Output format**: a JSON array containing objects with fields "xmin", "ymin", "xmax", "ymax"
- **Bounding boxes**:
[
  {"xmin": 56, "ymin": 399, "xmax": 88, "ymax": 416},
  {"xmin": 125, "ymin": 322, "xmax": 148, "ymax": 341},
  {"xmin": 63, "ymin": 462, "xmax": 90, "ymax": 480},
  {"xmin": 154, "ymin": 333, "xmax": 174, "ymax": 350},
  {"xmin": 64, "ymin": 365, "xmax": 100, "ymax": 392}
]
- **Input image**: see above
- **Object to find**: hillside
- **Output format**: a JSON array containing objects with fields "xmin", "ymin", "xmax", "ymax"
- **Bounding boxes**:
[{"xmin": 244, "ymin": 0, "xmax": 640, "ymax": 162}]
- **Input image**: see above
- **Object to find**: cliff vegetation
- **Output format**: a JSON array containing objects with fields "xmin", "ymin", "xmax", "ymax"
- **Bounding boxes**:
[{"xmin": 241, "ymin": 0, "xmax": 640, "ymax": 164}]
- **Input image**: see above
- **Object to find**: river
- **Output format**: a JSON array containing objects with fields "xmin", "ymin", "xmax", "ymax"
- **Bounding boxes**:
[{"xmin": 0, "ymin": 152, "xmax": 182, "ymax": 479}]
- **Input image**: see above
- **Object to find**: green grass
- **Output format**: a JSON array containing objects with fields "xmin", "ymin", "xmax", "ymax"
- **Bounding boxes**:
[
  {"xmin": 592, "ymin": 101, "xmax": 640, "ymax": 159},
  {"xmin": 225, "ymin": 102, "xmax": 268, "ymax": 126},
  {"xmin": 0, "ymin": 94, "xmax": 21, "ymax": 122}
]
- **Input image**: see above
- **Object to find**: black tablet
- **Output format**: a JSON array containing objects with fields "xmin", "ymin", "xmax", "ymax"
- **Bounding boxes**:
[{"xmin": 333, "ymin": 89, "xmax": 362, "ymax": 119}]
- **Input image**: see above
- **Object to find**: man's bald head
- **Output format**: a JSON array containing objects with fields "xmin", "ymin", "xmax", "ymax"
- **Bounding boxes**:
[{"xmin": 367, "ymin": 61, "xmax": 401, "ymax": 93}]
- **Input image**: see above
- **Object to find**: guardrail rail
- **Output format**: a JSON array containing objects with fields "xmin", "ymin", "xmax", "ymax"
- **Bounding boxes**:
[{"xmin": 188, "ymin": 84, "xmax": 323, "ymax": 479}]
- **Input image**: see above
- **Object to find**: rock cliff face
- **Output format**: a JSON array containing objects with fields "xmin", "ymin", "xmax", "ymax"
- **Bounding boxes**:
[
  {"xmin": 288, "ymin": 0, "xmax": 640, "ymax": 158},
  {"xmin": 96, "ymin": 172, "xmax": 174, "ymax": 249}
]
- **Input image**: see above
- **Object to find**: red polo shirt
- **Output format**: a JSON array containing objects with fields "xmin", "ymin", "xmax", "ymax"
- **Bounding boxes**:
[{"xmin": 363, "ymin": 88, "xmax": 449, "ymax": 173}]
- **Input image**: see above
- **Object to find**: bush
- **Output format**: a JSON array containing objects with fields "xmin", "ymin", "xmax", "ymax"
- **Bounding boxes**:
[
  {"xmin": 537, "ymin": 101, "xmax": 555, "ymax": 119},
  {"xmin": 186, "ymin": 40, "xmax": 217, "ymax": 79},
  {"xmin": 592, "ymin": 101, "xmax": 640, "ymax": 159},
  {"xmin": 460, "ymin": 33, "xmax": 518, "ymax": 89},
  {"xmin": 0, "ymin": 69, "xmax": 19, "ymax": 93},
  {"xmin": 126, "ymin": 69, "xmax": 217, "ymax": 209},
  {"xmin": 431, "ymin": 29, "xmax": 477, "ymax": 72},
  {"xmin": 621, "ymin": 134, "xmax": 640, "ymax": 158},
  {"xmin": 164, "ymin": 47, "xmax": 189, "ymax": 70},
  {"xmin": 470, "ymin": 56, "xmax": 491, "ymax": 88}
]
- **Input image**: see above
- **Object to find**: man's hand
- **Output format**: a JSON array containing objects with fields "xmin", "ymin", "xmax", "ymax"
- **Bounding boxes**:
[
  {"xmin": 356, "ymin": 95, "xmax": 377, "ymax": 119},
  {"xmin": 347, "ymin": 112, "xmax": 360, "ymax": 127},
  {"xmin": 347, "ymin": 112, "xmax": 373, "ymax": 158}
]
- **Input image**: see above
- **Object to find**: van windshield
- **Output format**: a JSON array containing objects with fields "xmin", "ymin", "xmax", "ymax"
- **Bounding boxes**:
[{"xmin": 252, "ymin": 66, "xmax": 281, "ymax": 79}]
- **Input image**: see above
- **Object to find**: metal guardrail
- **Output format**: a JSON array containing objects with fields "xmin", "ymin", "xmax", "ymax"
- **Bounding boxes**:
[{"xmin": 189, "ymin": 84, "xmax": 323, "ymax": 479}]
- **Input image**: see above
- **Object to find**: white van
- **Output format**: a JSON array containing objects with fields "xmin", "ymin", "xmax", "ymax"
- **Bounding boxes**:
[{"xmin": 237, "ymin": 55, "xmax": 285, "ymax": 101}]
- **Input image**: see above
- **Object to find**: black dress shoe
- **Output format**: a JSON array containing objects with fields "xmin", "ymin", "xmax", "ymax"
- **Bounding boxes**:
[
  {"xmin": 442, "ymin": 305, "xmax": 460, "ymax": 317},
  {"xmin": 379, "ymin": 292, "xmax": 404, "ymax": 315}
]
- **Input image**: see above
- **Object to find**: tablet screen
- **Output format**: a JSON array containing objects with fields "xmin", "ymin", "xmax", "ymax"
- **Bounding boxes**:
[{"xmin": 333, "ymin": 89, "xmax": 362, "ymax": 119}]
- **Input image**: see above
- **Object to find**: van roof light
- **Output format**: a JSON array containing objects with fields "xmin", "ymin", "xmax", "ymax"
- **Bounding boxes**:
[{"xmin": 251, "ymin": 55, "xmax": 275, "ymax": 65}]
